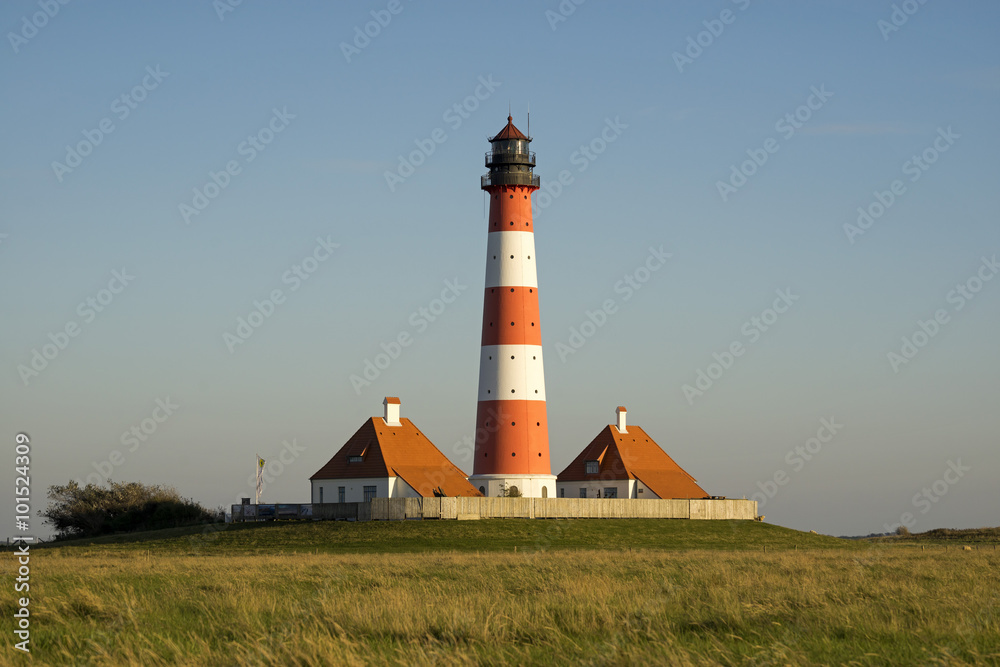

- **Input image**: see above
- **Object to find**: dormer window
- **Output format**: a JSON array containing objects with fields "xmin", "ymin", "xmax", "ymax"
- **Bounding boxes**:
[
  {"xmin": 348, "ymin": 455, "xmax": 363, "ymax": 463},
  {"xmin": 585, "ymin": 460, "xmax": 599, "ymax": 474}
]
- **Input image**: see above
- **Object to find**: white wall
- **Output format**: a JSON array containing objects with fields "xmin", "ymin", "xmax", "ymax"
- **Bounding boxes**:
[
  {"xmin": 635, "ymin": 479, "xmax": 659, "ymax": 499},
  {"xmin": 471, "ymin": 474, "xmax": 556, "ymax": 499},
  {"xmin": 557, "ymin": 479, "xmax": 634, "ymax": 499},
  {"xmin": 312, "ymin": 477, "xmax": 391, "ymax": 503},
  {"xmin": 390, "ymin": 477, "xmax": 422, "ymax": 498}
]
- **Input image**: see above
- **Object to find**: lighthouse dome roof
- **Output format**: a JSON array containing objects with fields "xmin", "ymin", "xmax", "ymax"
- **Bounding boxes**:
[{"xmin": 491, "ymin": 115, "xmax": 529, "ymax": 142}]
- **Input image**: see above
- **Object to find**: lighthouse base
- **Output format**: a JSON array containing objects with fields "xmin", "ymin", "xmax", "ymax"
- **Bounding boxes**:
[{"xmin": 468, "ymin": 474, "xmax": 557, "ymax": 499}]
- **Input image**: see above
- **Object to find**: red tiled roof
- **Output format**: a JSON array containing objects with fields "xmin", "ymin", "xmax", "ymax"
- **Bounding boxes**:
[
  {"xmin": 556, "ymin": 425, "xmax": 708, "ymax": 499},
  {"xmin": 384, "ymin": 397, "xmax": 400, "ymax": 404},
  {"xmin": 491, "ymin": 115, "xmax": 528, "ymax": 141},
  {"xmin": 310, "ymin": 418, "xmax": 482, "ymax": 497}
]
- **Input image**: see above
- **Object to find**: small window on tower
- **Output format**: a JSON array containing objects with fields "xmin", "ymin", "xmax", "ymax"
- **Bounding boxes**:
[
  {"xmin": 348, "ymin": 455, "xmax": 363, "ymax": 463},
  {"xmin": 585, "ymin": 460, "xmax": 599, "ymax": 474}
]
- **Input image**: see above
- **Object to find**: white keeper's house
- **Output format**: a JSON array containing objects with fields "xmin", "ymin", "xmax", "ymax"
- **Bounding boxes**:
[
  {"xmin": 309, "ymin": 397, "xmax": 482, "ymax": 503},
  {"xmin": 556, "ymin": 407, "xmax": 710, "ymax": 500}
]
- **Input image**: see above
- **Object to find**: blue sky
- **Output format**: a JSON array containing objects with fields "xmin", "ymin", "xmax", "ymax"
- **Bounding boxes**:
[{"xmin": 2, "ymin": 0, "xmax": 997, "ymax": 537}]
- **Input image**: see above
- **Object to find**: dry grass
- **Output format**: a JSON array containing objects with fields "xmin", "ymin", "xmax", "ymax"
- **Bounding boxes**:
[{"xmin": 4, "ymin": 546, "xmax": 998, "ymax": 665}]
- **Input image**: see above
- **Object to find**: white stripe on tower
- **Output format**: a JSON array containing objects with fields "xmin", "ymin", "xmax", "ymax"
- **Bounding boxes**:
[
  {"xmin": 485, "ymin": 231, "xmax": 538, "ymax": 288},
  {"xmin": 477, "ymin": 345, "xmax": 546, "ymax": 401}
]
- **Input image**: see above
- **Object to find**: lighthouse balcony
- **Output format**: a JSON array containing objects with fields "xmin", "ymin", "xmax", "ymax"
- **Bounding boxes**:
[
  {"xmin": 481, "ymin": 172, "xmax": 540, "ymax": 189},
  {"xmin": 485, "ymin": 150, "xmax": 536, "ymax": 168}
]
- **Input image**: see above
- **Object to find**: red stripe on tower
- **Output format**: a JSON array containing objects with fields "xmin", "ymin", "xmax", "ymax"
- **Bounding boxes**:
[{"xmin": 469, "ymin": 115, "xmax": 556, "ymax": 499}]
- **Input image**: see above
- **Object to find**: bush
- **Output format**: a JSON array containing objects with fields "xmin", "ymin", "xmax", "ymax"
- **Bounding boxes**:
[
  {"xmin": 41, "ymin": 480, "xmax": 217, "ymax": 540},
  {"xmin": 499, "ymin": 484, "xmax": 522, "ymax": 498}
]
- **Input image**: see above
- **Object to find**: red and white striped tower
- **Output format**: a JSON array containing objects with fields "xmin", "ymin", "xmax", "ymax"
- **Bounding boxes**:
[{"xmin": 469, "ymin": 115, "xmax": 556, "ymax": 499}]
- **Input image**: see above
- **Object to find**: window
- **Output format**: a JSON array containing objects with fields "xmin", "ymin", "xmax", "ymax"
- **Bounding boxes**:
[
  {"xmin": 363, "ymin": 486, "xmax": 377, "ymax": 502},
  {"xmin": 585, "ymin": 460, "xmax": 599, "ymax": 474},
  {"xmin": 560, "ymin": 488, "xmax": 565, "ymax": 498},
  {"xmin": 579, "ymin": 488, "xmax": 587, "ymax": 498},
  {"xmin": 318, "ymin": 487, "xmax": 323, "ymax": 503},
  {"xmin": 542, "ymin": 487, "xmax": 548, "ymax": 498},
  {"xmin": 604, "ymin": 488, "xmax": 618, "ymax": 498},
  {"xmin": 348, "ymin": 455, "xmax": 363, "ymax": 463},
  {"xmin": 479, "ymin": 486, "xmax": 486, "ymax": 495},
  {"xmin": 338, "ymin": 487, "xmax": 345, "ymax": 503}
]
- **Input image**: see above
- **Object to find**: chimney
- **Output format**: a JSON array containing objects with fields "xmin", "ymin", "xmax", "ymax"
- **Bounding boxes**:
[
  {"xmin": 383, "ymin": 396, "xmax": 401, "ymax": 426},
  {"xmin": 615, "ymin": 406, "xmax": 627, "ymax": 433}
]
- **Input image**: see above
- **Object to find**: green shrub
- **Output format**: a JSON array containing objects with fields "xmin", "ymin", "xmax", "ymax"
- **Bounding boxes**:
[{"xmin": 41, "ymin": 480, "xmax": 216, "ymax": 540}]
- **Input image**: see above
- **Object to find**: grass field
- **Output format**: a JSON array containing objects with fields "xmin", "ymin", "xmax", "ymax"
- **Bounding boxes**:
[
  {"xmin": 4, "ymin": 520, "xmax": 999, "ymax": 666},
  {"xmin": 33, "ymin": 517, "xmax": 854, "ymax": 555}
]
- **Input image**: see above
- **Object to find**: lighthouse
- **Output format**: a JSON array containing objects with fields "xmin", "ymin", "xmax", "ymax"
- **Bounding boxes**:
[{"xmin": 469, "ymin": 115, "xmax": 557, "ymax": 499}]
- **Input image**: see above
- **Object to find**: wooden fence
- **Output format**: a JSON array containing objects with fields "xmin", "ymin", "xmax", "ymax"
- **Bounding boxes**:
[{"xmin": 233, "ymin": 498, "xmax": 757, "ymax": 522}]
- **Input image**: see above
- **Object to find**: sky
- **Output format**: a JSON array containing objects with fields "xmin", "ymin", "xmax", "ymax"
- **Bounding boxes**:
[{"xmin": 1, "ymin": 1, "xmax": 997, "ymax": 538}]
